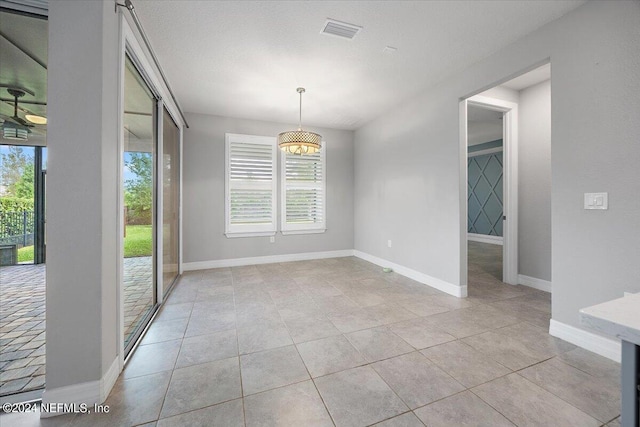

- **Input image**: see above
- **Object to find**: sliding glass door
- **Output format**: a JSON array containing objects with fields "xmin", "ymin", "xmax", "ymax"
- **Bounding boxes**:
[
  {"xmin": 123, "ymin": 55, "xmax": 157, "ymax": 353},
  {"xmin": 162, "ymin": 108, "xmax": 180, "ymax": 293}
]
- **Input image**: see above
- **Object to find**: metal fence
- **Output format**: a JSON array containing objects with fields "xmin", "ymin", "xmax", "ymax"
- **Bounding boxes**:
[{"xmin": 0, "ymin": 210, "xmax": 35, "ymax": 248}]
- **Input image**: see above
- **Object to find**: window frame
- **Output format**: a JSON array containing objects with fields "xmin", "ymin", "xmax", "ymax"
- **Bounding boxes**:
[
  {"xmin": 225, "ymin": 133, "xmax": 278, "ymax": 238},
  {"xmin": 280, "ymin": 144, "xmax": 327, "ymax": 235}
]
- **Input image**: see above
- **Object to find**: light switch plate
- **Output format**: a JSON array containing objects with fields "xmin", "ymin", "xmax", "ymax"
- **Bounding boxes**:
[{"xmin": 584, "ymin": 192, "xmax": 608, "ymax": 210}]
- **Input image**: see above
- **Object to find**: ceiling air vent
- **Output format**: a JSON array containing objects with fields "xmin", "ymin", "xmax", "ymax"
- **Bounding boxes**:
[{"xmin": 321, "ymin": 19, "xmax": 362, "ymax": 40}]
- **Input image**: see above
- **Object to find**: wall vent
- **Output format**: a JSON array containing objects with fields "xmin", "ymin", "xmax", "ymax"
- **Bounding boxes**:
[{"xmin": 321, "ymin": 19, "xmax": 362, "ymax": 40}]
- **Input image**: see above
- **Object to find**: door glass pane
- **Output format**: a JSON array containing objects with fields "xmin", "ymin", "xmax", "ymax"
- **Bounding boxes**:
[
  {"xmin": 0, "ymin": 145, "xmax": 36, "ymax": 265},
  {"xmin": 123, "ymin": 55, "xmax": 156, "ymax": 352},
  {"xmin": 162, "ymin": 108, "xmax": 180, "ymax": 292}
]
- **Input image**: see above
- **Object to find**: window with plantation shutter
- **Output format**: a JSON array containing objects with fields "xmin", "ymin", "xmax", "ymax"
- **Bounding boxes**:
[
  {"xmin": 281, "ymin": 146, "xmax": 326, "ymax": 234},
  {"xmin": 225, "ymin": 134, "xmax": 277, "ymax": 237}
]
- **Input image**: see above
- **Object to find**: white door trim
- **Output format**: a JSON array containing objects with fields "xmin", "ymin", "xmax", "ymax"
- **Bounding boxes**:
[
  {"xmin": 458, "ymin": 100, "xmax": 469, "ymax": 291},
  {"xmin": 461, "ymin": 95, "xmax": 519, "ymax": 286}
]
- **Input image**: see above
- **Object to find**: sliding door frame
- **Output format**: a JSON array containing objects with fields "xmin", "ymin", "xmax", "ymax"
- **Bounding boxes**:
[
  {"xmin": 117, "ymin": 13, "xmax": 185, "ymax": 370},
  {"xmin": 121, "ymin": 52, "xmax": 159, "ymax": 357},
  {"xmin": 161, "ymin": 106, "xmax": 182, "ymax": 296}
]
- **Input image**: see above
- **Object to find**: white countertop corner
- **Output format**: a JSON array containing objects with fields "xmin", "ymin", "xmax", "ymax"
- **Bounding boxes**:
[{"xmin": 579, "ymin": 293, "xmax": 640, "ymax": 346}]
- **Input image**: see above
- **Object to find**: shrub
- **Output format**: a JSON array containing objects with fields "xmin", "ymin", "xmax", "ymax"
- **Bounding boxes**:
[{"xmin": 0, "ymin": 197, "xmax": 34, "ymax": 212}]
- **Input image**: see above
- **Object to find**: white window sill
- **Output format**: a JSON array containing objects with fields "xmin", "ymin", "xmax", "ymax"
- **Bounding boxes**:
[
  {"xmin": 281, "ymin": 229, "xmax": 326, "ymax": 236},
  {"xmin": 225, "ymin": 231, "xmax": 276, "ymax": 238}
]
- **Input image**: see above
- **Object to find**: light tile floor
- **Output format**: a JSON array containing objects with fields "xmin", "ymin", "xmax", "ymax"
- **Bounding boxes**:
[
  {"xmin": 0, "ymin": 257, "xmax": 153, "ymax": 397},
  {"xmin": 1, "ymin": 250, "xmax": 621, "ymax": 426}
]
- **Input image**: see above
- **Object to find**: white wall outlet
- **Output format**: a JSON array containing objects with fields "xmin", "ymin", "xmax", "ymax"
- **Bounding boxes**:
[
  {"xmin": 584, "ymin": 192, "xmax": 608, "ymax": 210},
  {"xmin": 269, "ymin": 235, "xmax": 275, "ymax": 243},
  {"xmin": 387, "ymin": 240, "xmax": 392, "ymax": 248}
]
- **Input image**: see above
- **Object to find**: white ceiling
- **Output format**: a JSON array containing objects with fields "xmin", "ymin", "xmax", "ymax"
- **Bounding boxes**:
[
  {"xmin": 468, "ymin": 106, "xmax": 502, "ymax": 123},
  {"xmin": 134, "ymin": 0, "xmax": 584, "ymax": 130},
  {"xmin": 467, "ymin": 105, "xmax": 502, "ymax": 146},
  {"xmin": 124, "ymin": 57, "xmax": 155, "ymax": 151}
]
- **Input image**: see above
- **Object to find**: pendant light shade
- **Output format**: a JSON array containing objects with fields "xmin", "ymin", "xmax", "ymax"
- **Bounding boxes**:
[{"xmin": 278, "ymin": 88, "xmax": 322, "ymax": 155}]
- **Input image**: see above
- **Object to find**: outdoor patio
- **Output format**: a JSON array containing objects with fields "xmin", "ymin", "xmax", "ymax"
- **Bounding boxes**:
[{"xmin": 0, "ymin": 256, "xmax": 153, "ymax": 397}]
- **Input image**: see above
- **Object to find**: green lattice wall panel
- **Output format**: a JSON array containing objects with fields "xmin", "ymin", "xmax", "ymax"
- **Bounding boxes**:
[{"xmin": 468, "ymin": 151, "xmax": 503, "ymax": 236}]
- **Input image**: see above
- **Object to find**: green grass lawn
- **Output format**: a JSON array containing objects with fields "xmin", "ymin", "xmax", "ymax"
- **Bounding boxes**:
[
  {"xmin": 124, "ymin": 225, "xmax": 153, "ymax": 257},
  {"xmin": 17, "ymin": 245, "xmax": 34, "ymax": 263},
  {"xmin": 15, "ymin": 225, "xmax": 152, "ymax": 263}
]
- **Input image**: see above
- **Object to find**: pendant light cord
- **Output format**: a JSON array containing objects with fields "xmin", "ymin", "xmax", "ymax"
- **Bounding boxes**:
[{"xmin": 298, "ymin": 90, "xmax": 303, "ymax": 130}]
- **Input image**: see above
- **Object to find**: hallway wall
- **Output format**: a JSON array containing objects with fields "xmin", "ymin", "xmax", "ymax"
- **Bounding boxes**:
[
  {"xmin": 518, "ymin": 80, "xmax": 551, "ymax": 282},
  {"xmin": 354, "ymin": 1, "xmax": 640, "ymax": 332}
]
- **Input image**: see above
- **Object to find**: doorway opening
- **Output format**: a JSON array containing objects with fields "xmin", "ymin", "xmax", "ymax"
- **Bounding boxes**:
[
  {"xmin": 460, "ymin": 63, "xmax": 553, "ymax": 326},
  {"xmin": 466, "ymin": 105, "xmax": 506, "ymax": 285}
]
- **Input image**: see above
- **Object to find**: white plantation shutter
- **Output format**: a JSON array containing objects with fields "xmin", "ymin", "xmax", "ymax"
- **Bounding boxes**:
[
  {"xmin": 281, "ymin": 146, "xmax": 326, "ymax": 234},
  {"xmin": 225, "ymin": 134, "xmax": 277, "ymax": 236}
]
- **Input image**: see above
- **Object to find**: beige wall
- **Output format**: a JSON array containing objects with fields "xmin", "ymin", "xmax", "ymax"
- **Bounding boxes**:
[{"xmin": 182, "ymin": 113, "xmax": 354, "ymax": 264}]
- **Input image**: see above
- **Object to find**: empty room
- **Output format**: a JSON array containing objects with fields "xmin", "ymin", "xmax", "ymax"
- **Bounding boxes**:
[{"xmin": 0, "ymin": 0, "xmax": 638, "ymax": 426}]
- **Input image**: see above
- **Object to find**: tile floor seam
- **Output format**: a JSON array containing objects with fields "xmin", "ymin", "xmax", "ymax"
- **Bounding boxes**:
[
  {"xmin": 295, "ymin": 338, "xmax": 444, "ymax": 382},
  {"xmin": 512, "ymin": 369, "xmax": 617, "ymax": 424},
  {"xmin": 418, "ymin": 345, "xmax": 515, "ymax": 390},
  {"xmin": 308, "ymin": 375, "xmax": 338, "ymax": 426},
  {"xmin": 466, "ymin": 386, "xmax": 519, "ymax": 426},
  {"xmin": 410, "ymin": 388, "xmax": 472, "ymax": 411},
  {"xmin": 231, "ymin": 273, "xmax": 248, "ymax": 427},
  {"xmin": 150, "ymin": 286, "xmax": 196, "ymax": 424},
  {"xmin": 551, "ymin": 351, "xmax": 621, "ymax": 381},
  {"xmin": 155, "ymin": 396, "xmax": 243, "ymax": 423},
  {"xmin": 460, "ymin": 333, "xmax": 557, "ymax": 370},
  {"xmin": 393, "ymin": 377, "xmax": 461, "ymax": 414},
  {"xmin": 602, "ymin": 415, "xmax": 621, "ymax": 425},
  {"xmin": 512, "ymin": 354, "xmax": 560, "ymax": 373},
  {"xmin": 357, "ymin": 361, "xmax": 412, "ymax": 414},
  {"xmin": 363, "ymin": 409, "xmax": 424, "ymax": 427},
  {"xmin": 342, "ymin": 326, "xmax": 415, "ymax": 362}
]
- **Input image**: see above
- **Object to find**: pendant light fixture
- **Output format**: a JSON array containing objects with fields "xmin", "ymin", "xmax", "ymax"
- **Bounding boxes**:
[{"xmin": 278, "ymin": 87, "xmax": 322, "ymax": 155}]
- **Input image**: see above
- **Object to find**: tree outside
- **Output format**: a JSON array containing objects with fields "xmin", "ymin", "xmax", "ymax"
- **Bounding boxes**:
[
  {"xmin": 0, "ymin": 147, "xmax": 154, "ymax": 262},
  {"xmin": 125, "ymin": 152, "xmax": 153, "ymax": 225},
  {"xmin": 1, "ymin": 146, "xmax": 35, "ymax": 200},
  {"xmin": 124, "ymin": 152, "xmax": 153, "ymax": 257},
  {"xmin": 0, "ymin": 146, "xmax": 36, "ymax": 263}
]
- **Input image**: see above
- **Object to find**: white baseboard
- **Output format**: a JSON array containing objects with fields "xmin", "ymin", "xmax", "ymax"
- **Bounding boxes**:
[
  {"xmin": 41, "ymin": 356, "xmax": 120, "ymax": 418},
  {"xmin": 183, "ymin": 249, "xmax": 355, "ymax": 271},
  {"xmin": 184, "ymin": 248, "xmax": 466, "ymax": 297},
  {"xmin": 353, "ymin": 250, "xmax": 466, "ymax": 298},
  {"xmin": 518, "ymin": 274, "xmax": 552, "ymax": 293},
  {"xmin": 549, "ymin": 319, "xmax": 620, "ymax": 362},
  {"xmin": 468, "ymin": 233, "xmax": 503, "ymax": 245},
  {"xmin": 100, "ymin": 356, "xmax": 120, "ymax": 402}
]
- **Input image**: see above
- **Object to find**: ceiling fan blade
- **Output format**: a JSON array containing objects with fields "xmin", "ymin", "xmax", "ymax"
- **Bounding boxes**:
[
  {"xmin": 0, "ymin": 113, "xmax": 20, "ymax": 124},
  {"xmin": 0, "ymin": 113, "xmax": 33, "ymax": 128},
  {"xmin": 11, "ymin": 115, "xmax": 34, "ymax": 127}
]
